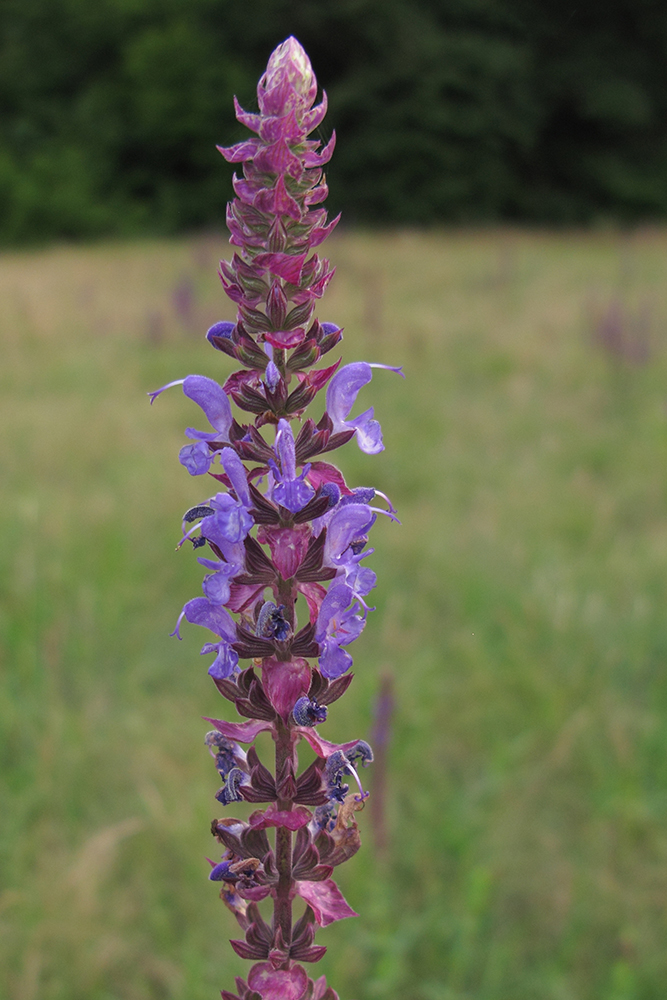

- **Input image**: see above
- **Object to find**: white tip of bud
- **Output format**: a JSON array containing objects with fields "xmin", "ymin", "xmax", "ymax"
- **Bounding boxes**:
[{"xmin": 264, "ymin": 36, "xmax": 316, "ymax": 100}]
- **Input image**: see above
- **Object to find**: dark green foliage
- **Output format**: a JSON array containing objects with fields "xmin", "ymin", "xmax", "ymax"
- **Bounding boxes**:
[{"xmin": 1, "ymin": 0, "xmax": 666, "ymax": 241}]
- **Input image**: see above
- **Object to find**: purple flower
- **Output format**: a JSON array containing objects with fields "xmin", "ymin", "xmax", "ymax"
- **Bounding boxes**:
[
  {"xmin": 148, "ymin": 374, "xmax": 233, "ymax": 475},
  {"xmin": 188, "ymin": 517, "xmax": 245, "ymax": 599},
  {"xmin": 196, "ymin": 553, "xmax": 239, "ymax": 606},
  {"xmin": 208, "ymin": 854, "xmax": 262, "ymax": 882},
  {"xmin": 271, "ymin": 418, "xmax": 315, "ymax": 512},
  {"xmin": 342, "ymin": 560, "xmax": 377, "ymax": 609},
  {"xmin": 315, "ymin": 583, "xmax": 366, "ymax": 678},
  {"xmin": 323, "ymin": 503, "xmax": 376, "ymax": 570},
  {"xmin": 173, "ymin": 597, "xmax": 239, "ymax": 679},
  {"xmin": 204, "ymin": 729, "xmax": 247, "ymax": 767},
  {"xmin": 179, "ymin": 440, "xmax": 215, "ymax": 476},
  {"xmin": 312, "ymin": 485, "xmax": 399, "ymax": 539},
  {"xmin": 326, "ymin": 362, "xmax": 404, "ymax": 454},
  {"xmin": 219, "ymin": 447, "xmax": 251, "ymax": 507},
  {"xmin": 197, "ymin": 449, "xmax": 254, "ymax": 547},
  {"xmin": 205, "ymin": 493, "xmax": 253, "ymax": 546}
]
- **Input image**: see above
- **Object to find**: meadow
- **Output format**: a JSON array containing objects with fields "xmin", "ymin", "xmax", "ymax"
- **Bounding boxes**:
[{"xmin": 2, "ymin": 227, "xmax": 667, "ymax": 1000}]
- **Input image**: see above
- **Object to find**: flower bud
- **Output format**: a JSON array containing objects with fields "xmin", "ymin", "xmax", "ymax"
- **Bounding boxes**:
[{"xmin": 262, "ymin": 36, "xmax": 316, "ymax": 103}]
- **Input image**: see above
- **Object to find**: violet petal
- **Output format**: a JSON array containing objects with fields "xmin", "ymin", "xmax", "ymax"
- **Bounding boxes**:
[
  {"xmin": 183, "ymin": 597, "xmax": 236, "ymax": 642},
  {"xmin": 319, "ymin": 642, "xmax": 353, "ymax": 679},
  {"xmin": 183, "ymin": 375, "xmax": 232, "ymax": 437},
  {"xmin": 179, "ymin": 441, "xmax": 213, "ymax": 476},
  {"xmin": 220, "ymin": 448, "xmax": 251, "ymax": 508}
]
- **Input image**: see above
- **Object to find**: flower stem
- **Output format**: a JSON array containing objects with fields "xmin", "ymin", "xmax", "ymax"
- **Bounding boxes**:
[{"xmin": 274, "ymin": 717, "xmax": 295, "ymax": 955}]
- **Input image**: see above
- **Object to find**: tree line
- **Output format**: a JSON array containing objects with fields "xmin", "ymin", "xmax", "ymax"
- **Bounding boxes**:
[{"xmin": 0, "ymin": 0, "xmax": 665, "ymax": 242}]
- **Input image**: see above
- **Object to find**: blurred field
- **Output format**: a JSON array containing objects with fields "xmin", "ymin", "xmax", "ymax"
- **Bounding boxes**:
[{"xmin": 2, "ymin": 227, "xmax": 667, "ymax": 1000}]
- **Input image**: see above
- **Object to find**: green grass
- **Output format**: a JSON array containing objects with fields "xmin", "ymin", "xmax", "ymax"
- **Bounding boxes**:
[{"xmin": 2, "ymin": 227, "xmax": 667, "ymax": 1000}]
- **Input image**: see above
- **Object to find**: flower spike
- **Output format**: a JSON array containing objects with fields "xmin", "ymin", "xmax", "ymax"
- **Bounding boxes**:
[{"xmin": 150, "ymin": 36, "xmax": 403, "ymax": 1000}]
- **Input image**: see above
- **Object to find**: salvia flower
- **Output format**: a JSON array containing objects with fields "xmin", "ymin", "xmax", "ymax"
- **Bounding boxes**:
[
  {"xmin": 315, "ymin": 584, "xmax": 366, "ymax": 678},
  {"xmin": 148, "ymin": 375, "xmax": 233, "ymax": 475},
  {"xmin": 326, "ymin": 362, "xmax": 404, "ymax": 454},
  {"xmin": 271, "ymin": 419, "xmax": 314, "ymax": 511},
  {"xmin": 152, "ymin": 36, "xmax": 402, "ymax": 1000}
]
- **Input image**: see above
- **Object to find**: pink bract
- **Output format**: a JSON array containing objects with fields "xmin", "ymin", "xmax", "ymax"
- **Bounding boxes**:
[{"xmin": 247, "ymin": 961, "xmax": 309, "ymax": 1000}]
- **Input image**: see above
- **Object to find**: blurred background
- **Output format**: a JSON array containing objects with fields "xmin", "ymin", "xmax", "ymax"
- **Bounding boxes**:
[
  {"xmin": 2, "ymin": 3, "xmax": 667, "ymax": 1000},
  {"xmin": 2, "ymin": 0, "xmax": 667, "ymax": 241}
]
